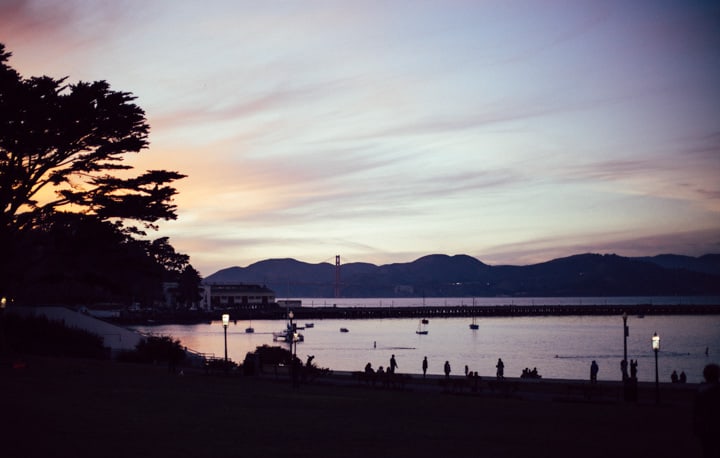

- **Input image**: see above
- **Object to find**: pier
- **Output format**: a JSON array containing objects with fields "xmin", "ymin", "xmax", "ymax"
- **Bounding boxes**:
[
  {"xmin": 285, "ymin": 303, "xmax": 720, "ymax": 320},
  {"xmin": 115, "ymin": 302, "xmax": 720, "ymax": 325}
]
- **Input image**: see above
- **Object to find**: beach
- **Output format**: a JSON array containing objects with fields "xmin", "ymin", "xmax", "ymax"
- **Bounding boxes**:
[{"xmin": 2, "ymin": 355, "xmax": 704, "ymax": 458}]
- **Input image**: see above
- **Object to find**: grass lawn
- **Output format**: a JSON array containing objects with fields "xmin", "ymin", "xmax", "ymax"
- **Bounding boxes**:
[{"xmin": 1, "ymin": 356, "xmax": 703, "ymax": 458}]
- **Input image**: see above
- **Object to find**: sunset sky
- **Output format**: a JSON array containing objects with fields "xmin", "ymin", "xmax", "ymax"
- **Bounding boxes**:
[{"xmin": 2, "ymin": 0, "xmax": 719, "ymax": 276}]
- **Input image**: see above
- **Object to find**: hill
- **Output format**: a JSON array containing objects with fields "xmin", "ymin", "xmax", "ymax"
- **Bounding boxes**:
[{"xmin": 204, "ymin": 253, "xmax": 720, "ymax": 298}]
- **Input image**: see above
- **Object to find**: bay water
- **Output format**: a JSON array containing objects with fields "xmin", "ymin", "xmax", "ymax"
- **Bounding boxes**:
[{"xmin": 131, "ymin": 297, "xmax": 720, "ymax": 384}]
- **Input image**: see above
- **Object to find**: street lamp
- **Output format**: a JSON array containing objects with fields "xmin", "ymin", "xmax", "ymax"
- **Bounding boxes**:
[
  {"xmin": 222, "ymin": 313, "xmax": 230, "ymax": 363},
  {"xmin": 288, "ymin": 310, "xmax": 296, "ymax": 356},
  {"xmin": 652, "ymin": 332, "xmax": 660, "ymax": 404},
  {"xmin": 1, "ymin": 297, "xmax": 6, "ymax": 353},
  {"xmin": 622, "ymin": 312, "xmax": 629, "ymax": 380}
]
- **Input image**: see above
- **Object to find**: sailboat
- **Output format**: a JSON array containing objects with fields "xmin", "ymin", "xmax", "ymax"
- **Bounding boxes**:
[
  {"xmin": 416, "ymin": 320, "xmax": 429, "ymax": 335},
  {"xmin": 469, "ymin": 317, "xmax": 479, "ymax": 330},
  {"xmin": 245, "ymin": 321, "xmax": 255, "ymax": 333}
]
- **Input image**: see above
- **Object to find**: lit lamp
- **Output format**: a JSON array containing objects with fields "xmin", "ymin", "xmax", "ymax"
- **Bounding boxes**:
[
  {"xmin": 288, "ymin": 310, "xmax": 296, "ymax": 353},
  {"xmin": 652, "ymin": 332, "xmax": 660, "ymax": 404},
  {"xmin": 0, "ymin": 296, "xmax": 6, "ymax": 353},
  {"xmin": 222, "ymin": 313, "xmax": 230, "ymax": 363}
]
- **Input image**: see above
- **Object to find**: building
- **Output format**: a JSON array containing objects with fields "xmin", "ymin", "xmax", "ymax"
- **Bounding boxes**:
[{"xmin": 202, "ymin": 282, "xmax": 276, "ymax": 310}]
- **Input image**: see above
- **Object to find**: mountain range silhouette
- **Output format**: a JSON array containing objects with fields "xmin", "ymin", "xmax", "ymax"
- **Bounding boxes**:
[{"xmin": 204, "ymin": 253, "xmax": 720, "ymax": 298}]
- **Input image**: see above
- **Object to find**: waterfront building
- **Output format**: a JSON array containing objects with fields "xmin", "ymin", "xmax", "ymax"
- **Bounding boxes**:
[{"xmin": 202, "ymin": 282, "xmax": 276, "ymax": 310}]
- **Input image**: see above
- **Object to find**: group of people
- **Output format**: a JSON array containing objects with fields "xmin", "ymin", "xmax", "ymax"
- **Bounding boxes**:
[
  {"xmin": 364, "ymin": 353, "xmax": 399, "ymax": 378},
  {"xmin": 670, "ymin": 370, "xmax": 687, "ymax": 384},
  {"xmin": 620, "ymin": 358, "xmax": 639, "ymax": 381},
  {"xmin": 364, "ymin": 355, "xmax": 500, "ymax": 381},
  {"xmin": 521, "ymin": 367, "xmax": 542, "ymax": 379}
]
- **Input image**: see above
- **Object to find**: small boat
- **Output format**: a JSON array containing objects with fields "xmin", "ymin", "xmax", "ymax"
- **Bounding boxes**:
[
  {"xmin": 272, "ymin": 329, "xmax": 304, "ymax": 343},
  {"xmin": 421, "ymin": 318, "xmax": 429, "ymax": 325},
  {"xmin": 469, "ymin": 317, "xmax": 479, "ymax": 330},
  {"xmin": 305, "ymin": 323, "xmax": 314, "ymax": 328},
  {"xmin": 416, "ymin": 320, "xmax": 429, "ymax": 335},
  {"xmin": 340, "ymin": 327, "xmax": 349, "ymax": 333},
  {"xmin": 245, "ymin": 327, "xmax": 255, "ymax": 333}
]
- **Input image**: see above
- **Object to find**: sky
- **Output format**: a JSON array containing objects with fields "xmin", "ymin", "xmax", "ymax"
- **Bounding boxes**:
[{"xmin": 2, "ymin": 0, "xmax": 719, "ymax": 276}]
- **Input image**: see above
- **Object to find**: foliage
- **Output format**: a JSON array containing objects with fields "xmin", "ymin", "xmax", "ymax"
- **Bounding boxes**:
[
  {"xmin": 250, "ymin": 344, "xmax": 297, "ymax": 365},
  {"xmin": 0, "ymin": 42, "xmax": 195, "ymax": 304},
  {"xmin": 12, "ymin": 212, "xmax": 165, "ymax": 305},
  {"xmin": 176, "ymin": 265, "xmax": 202, "ymax": 307},
  {"xmin": 117, "ymin": 335, "xmax": 186, "ymax": 364},
  {"xmin": 3, "ymin": 313, "xmax": 107, "ymax": 358}
]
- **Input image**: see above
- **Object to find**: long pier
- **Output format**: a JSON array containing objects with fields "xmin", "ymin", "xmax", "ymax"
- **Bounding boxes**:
[
  {"xmin": 289, "ymin": 303, "xmax": 720, "ymax": 320},
  {"xmin": 116, "ymin": 303, "xmax": 720, "ymax": 325}
]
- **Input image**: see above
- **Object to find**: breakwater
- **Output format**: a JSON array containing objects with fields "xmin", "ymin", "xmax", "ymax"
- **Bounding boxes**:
[
  {"xmin": 290, "ymin": 303, "xmax": 720, "ymax": 319},
  {"xmin": 114, "ymin": 302, "xmax": 720, "ymax": 325}
]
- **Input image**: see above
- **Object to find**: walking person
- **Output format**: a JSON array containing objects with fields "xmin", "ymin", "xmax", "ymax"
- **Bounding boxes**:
[
  {"xmin": 590, "ymin": 360, "xmax": 599, "ymax": 383},
  {"xmin": 422, "ymin": 356, "xmax": 428, "ymax": 378},
  {"xmin": 444, "ymin": 360, "xmax": 451, "ymax": 378},
  {"xmin": 389, "ymin": 354, "xmax": 398, "ymax": 374},
  {"xmin": 496, "ymin": 358, "xmax": 504, "ymax": 380}
]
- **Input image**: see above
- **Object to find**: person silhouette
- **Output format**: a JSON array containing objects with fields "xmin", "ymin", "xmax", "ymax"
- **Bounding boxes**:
[
  {"xmin": 496, "ymin": 358, "xmax": 505, "ymax": 379},
  {"xmin": 389, "ymin": 354, "xmax": 398, "ymax": 374},
  {"xmin": 444, "ymin": 360, "xmax": 451, "ymax": 378},
  {"xmin": 590, "ymin": 360, "xmax": 599, "ymax": 383},
  {"xmin": 422, "ymin": 356, "xmax": 428, "ymax": 378}
]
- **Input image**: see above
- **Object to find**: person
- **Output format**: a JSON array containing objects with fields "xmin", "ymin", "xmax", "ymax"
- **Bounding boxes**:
[
  {"xmin": 444, "ymin": 360, "xmax": 451, "ymax": 378},
  {"xmin": 465, "ymin": 365, "xmax": 469, "ymax": 377},
  {"xmin": 364, "ymin": 362, "xmax": 373, "ymax": 374},
  {"xmin": 422, "ymin": 356, "xmax": 428, "ymax": 378},
  {"xmin": 389, "ymin": 354, "xmax": 398, "ymax": 374},
  {"xmin": 621, "ymin": 359, "xmax": 628, "ymax": 380},
  {"xmin": 630, "ymin": 359, "xmax": 638, "ymax": 380},
  {"xmin": 694, "ymin": 363, "xmax": 720, "ymax": 458},
  {"xmin": 671, "ymin": 370, "xmax": 679, "ymax": 383},
  {"xmin": 496, "ymin": 358, "xmax": 504, "ymax": 380},
  {"xmin": 680, "ymin": 371, "xmax": 687, "ymax": 384},
  {"xmin": 590, "ymin": 360, "xmax": 599, "ymax": 383}
]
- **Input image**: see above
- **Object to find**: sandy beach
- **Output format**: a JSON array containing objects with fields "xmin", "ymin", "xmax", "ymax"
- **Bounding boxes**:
[{"xmin": 1, "ymin": 355, "xmax": 705, "ymax": 458}]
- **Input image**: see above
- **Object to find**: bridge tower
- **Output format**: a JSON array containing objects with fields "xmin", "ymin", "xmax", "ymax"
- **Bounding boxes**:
[{"xmin": 334, "ymin": 255, "xmax": 340, "ymax": 298}]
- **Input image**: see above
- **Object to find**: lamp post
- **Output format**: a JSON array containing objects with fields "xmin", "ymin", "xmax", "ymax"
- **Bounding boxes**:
[
  {"xmin": 622, "ymin": 312, "xmax": 628, "ymax": 363},
  {"xmin": 288, "ymin": 310, "xmax": 296, "ymax": 357},
  {"xmin": 0, "ymin": 296, "xmax": 6, "ymax": 353},
  {"xmin": 222, "ymin": 313, "xmax": 230, "ymax": 364},
  {"xmin": 652, "ymin": 332, "xmax": 660, "ymax": 404}
]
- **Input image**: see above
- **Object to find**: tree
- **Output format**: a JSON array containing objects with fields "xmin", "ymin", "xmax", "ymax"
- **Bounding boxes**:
[
  {"xmin": 176, "ymin": 265, "xmax": 202, "ymax": 308},
  {"xmin": 0, "ymin": 43, "xmax": 188, "ymax": 301}
]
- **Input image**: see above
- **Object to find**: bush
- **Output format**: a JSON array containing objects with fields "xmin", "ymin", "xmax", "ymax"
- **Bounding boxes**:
[{"xmin": 117, "ymin": 335, "xmax": 185, "ymax": 364}]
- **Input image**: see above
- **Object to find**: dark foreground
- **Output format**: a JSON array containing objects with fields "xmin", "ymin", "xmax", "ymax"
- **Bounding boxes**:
[{"xmin": 1, "ymin": 357, "xmax": 704, "ymax": 458}]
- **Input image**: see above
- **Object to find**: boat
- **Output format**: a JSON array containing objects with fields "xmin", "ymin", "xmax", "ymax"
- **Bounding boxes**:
[
  {"xmin": 416, "ymin": 320, "xmax": 429, "ymax": 335},
  {"xmin": 272, "ymin": 328, "xmax": 304, "ymax": 343},
  {"xmin": 340, "ymin": 327, "xmax": 349, "ymax": 333},
  {"xmin": 245, "ymin": 326, "xmax": 255, "ymax": 333},
  {"xmin": 305, "ymin": 323, "xmax": 314, "ymax": 328},
  {"xmin": 469, "ymin": 317, "xmax": 479, "ymax": 330},
  {"xmin": 421, "ymin": 318, "xmax": 429, "ymax": 325}
]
